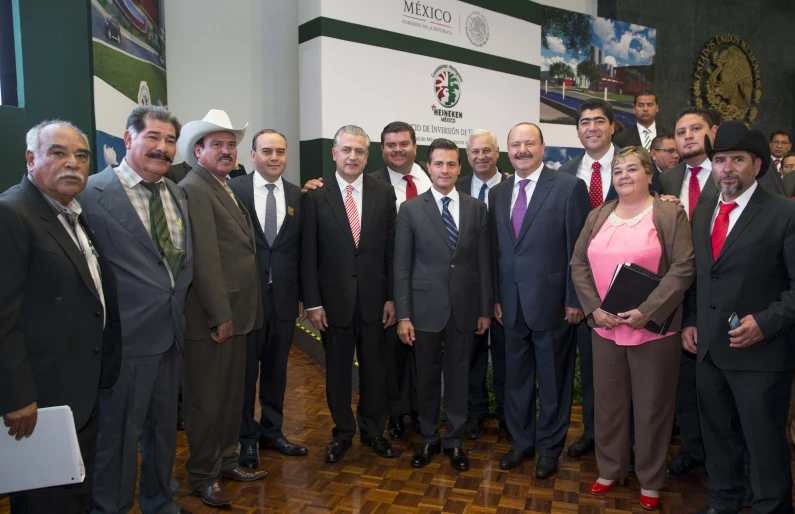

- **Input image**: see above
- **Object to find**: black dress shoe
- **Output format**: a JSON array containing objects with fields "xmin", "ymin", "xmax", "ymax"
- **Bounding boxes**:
[
  {"xmin": 261, "ymin": 437, "xmax": 308, "ymax": 456},
  {"xmin": 666, "ymin": 452, "xmax": 704, "ymax": 479},
  {"xmin": 193, "ymin": 482, "xmax": 231, "ymax": 507},
  {"xmin": 499, "ymin": 421, "xmax": 512, "ymax": 442},
  {"xmin": 444, "ymin": 447, "xmax": 469, "ymax": 471},
  {"xmin": 238, "ymin": 443, "xmax": 259, "ymax": 469},
  {"xmin": 411, "ymin": 442, "xmax": 441, "ymax": 468},
  {"xmin": 566, "ymin": 436, "xmax": 594, "ymax": 458},
  {"xmin": 535, "ymin": 456, "xmax": 558, "ymax": 479},
  {"xmin": 362, "ymin": 435, "xmax": 396, "ymax": 458},
  {"xmin": 499, "ymin": 448, "xmax": 535, "ymax": 470},
  {"xmin": 388, "ymin": 416, "xmax": 406, "ymax": 440},
  {"xmin": 221, "ymin": 466, "xmax": 267, "ymax": 482},
  {"xmin": 324, "ymin": 439, "xmax": 350, "ymax": 463},
  {"xmin": 410, "ymin": 411, "xmax": 421, "ymax": 435},
  {"xmin": 464, "ymin": 418, "xmax": 483, "ymax": 439}
]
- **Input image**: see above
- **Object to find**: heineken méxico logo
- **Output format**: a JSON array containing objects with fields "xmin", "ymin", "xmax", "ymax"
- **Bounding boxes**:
[{"xmin": 433, "ymin": 64, "xmax": 462, "ymax": 108}]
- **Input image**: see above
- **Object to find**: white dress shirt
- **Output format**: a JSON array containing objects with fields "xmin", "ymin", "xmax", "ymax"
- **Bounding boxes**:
[
  {"xmin": 430, "ymin": 186, "xmax": 460, "ymax": 227},
  {"xmin": 510, "ymin": 163, "xmax": 544, "ymax": 212},
  {"xmin": 679, "ymin": 158, "xmax": 712, "ymax": 215},
  {"xmin": 637, "ymin": 121, "xmax": 657, "ymax": 149},
  {"xmin": 576, "ymin": 146, "xmax": 615, "ymax": 201},
  {"xmin": 710, "ymin": 181, "xmax": 758, "ymax": 236},
  {"xmin": 470, "ymin": 171, "xmax": 502, "ymax": 208},
  {"xmin": 336, "ymin": 171, "xmax": 363, "ymax": 221},
  {"xmin": 387, "ymin": 163, "xmax": 432, "ymax": 210},
  {"xmin": 253, "ymin": 172, "xmax": 286, "ymax": 235}
]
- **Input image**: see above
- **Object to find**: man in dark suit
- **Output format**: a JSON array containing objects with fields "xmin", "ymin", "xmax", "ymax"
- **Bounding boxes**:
[
  {"xmin": 770, "ymin": 130, "xmax": 792, "ymax": 176},
  {"xmin": 178, "ymin": 110, "xmax": 266, "ymax": 507},
  {"xmin": 166, "ymin": 161, "xmax": 191, "ymax": 183},
  {"xmin": 395, "ymin": 137, "xmax": 492, "ymax": 471},
  {"xmin": 0, "ymin": 120, "xmax": 121, "ymax": 514},
  {"xmin": 491, "ymin": 123, "xmax": 590, "ymax": 478},
  {"xmin": 301, "ymin": 125, "xmax": 397, "ymax": 463},
  {"xmin": 650, "ymin": 134, "xmax": 680, "ymax": 172},
  {"xmin": 613, "ymin": 89, "xmax": 660, "ymax": 151},
  {"xmin": 683, "ymin": 121, "xmax": 795, "ymax": 514},
  {"xmin": 783, "ymin": 154, "xmax": 795, "ymax": 197},
  {"xmin": 456, "ymin": 129, "xmax": 507, "ymax": 441},
  {"xmin": 229, "ymin": 129, "xmax": 308, "ymax": 467},
  {"xmin": 82, "ymin": 107, "xmax": 193, "ymax": 514}
]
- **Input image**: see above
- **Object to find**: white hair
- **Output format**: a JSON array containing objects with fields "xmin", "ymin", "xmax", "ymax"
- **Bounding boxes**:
[
  {"xmin": 26, "ymin": 120, "xmax": 90, "ymax": 156},
  {"xmin": 333, "ymin": 125, "xmax": 370, "ymax": 149},
  {"xmin": 466, "ymin": 129, "xmax": 499, "ymax": 152}
]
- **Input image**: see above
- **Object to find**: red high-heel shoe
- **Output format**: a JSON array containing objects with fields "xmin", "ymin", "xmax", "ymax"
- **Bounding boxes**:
[
  {"xmin": 639, "ymin": 493, "xmax": 660, "ymax": 510},
  {"xmin": 589, "ymin": 478, "xmax": 625, "ymax": 496}
]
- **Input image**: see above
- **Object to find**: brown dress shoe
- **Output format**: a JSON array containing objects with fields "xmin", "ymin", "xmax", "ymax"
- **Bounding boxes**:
[
  {"xmin": 193, "ymin": 482, "xmax": 231, "ymax": 507},
  {"xmin": 221, "ymin": 466, "xmax": 268, "ymax": 482}
]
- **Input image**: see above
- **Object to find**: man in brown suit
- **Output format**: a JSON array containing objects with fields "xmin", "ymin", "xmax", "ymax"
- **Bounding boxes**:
[{"xmin": 177, "ymin": 110, "xmax": 266, "ymax": 507}]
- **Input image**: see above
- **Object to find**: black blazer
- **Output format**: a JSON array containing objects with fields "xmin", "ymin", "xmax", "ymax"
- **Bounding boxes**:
[
  {"xmin": 229, "ymin": 173, "xmax": 302, "ymax": 320},
  {"xmin": 301, "ymin": 173, "xmax": 397, "ymax": 326},
  {"xmin": 613, "ymin": 125, "xmax": 644, "ymax": 148},
  {"xmin": 0, "ymin": 177, "xmax": 121, "ymax": 429},
  {"xmin": 394, "ymin": 190, "xmax": 492, "ymax": 332},
  {"xmin": 661, "ymin": 161, "xmax": 785, "ymax": 203},
  {"xmin": 784, "ymin": 171, "xmax": 795, "ymax": 197},
  {"xmin": 684, "ymin": 185, "xmax": 795, "ymax": 371}
]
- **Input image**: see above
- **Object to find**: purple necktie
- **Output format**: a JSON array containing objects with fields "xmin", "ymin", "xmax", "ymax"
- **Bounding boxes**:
[{"xmin": 511, "ymin": 179, "xmax": 530, "ymax": 239}]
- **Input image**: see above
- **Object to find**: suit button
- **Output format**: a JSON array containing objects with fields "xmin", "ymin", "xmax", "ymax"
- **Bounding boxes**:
[
  {"xmin": 513, "ymin": 280, "xmax": 517, "ymax": 285},
  {"xmin": 355, "ymin": 252, "xmax": 359, "ymax": 257},
  {"xmin": 95, "ymin": 311, "xmax": 102, "ymax": 317},
  {"xmin": 712, "ymin": 275, "xmax": 718, "ymax": 280},
  {"xmin": 352, "ymin": 274, "xmax": 357, "ymax": 278},
  {"xmin": 514, "ymin": 254, "xmax": 518, "ymax": 259},
  {"xmin": 451, "ymin": 264, "xmax": 456, "ymax": 268},
  {"xmin": 93, "ymin": 347, "xmax": 101, "ymax": 354},
  {"xmin": 709, "ymin": 305, "xmax": 715, "ymax": 311}
]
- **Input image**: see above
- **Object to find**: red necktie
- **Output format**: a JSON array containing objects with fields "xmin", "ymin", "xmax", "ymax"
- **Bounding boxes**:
[
  {"xmin": 775, "ymin": 158, "xmax": 781, "ymax": 169},
  {"xmin": 711, "ymin": 201, "xmax": 738, "ymax": 260},
  {"xmin": 589, "ymin": 162, "xmax": 603, "ymax": 209},
  {"xmin": 403, "ymin": 175, "xmax": 417, "ymax": 200},
  {"xmin": 688, "ymin": 166, "xmax": 702, "ymax": 221},
  {"xmin": 344, "ymin": 185, "xmax": 360, "ymax": 247}
]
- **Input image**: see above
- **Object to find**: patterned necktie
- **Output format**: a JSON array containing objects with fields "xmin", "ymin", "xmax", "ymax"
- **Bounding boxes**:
[
  {"xmin": 688, "ymin": 166, "xmax": 702, "ymax": 221},
  {"xmin": 589, "ymin": 161, "xmax": 603, "ymax": 209},
  {"xmin": 403, "ymin": 175, "xmax": 417, "ymax": 200},
  {"xmin": 140, "ymin": 181, "xmax": 186, "ymax": 278},
  {"xmin": 711, "ymin": 201, "xmax": 738, "ymax": 260},
  {"xmin": 441, "ymin": 196, "xmax": 458, "ymax": 250},
  {"xmin": 511, "ymin": 179, "xmax": 530, "ymax": 239},
  {"xmin": 478, "ymin": 183, "xmax": 488, "ymax": 202},
  {"xmin": 643, "ymin": 129, "xmax": 651, "ymax": 150},
  {"xmin": 264, "ymin": 183, "xmax": 277, "ymax": 246},
  {"xmin": 344, "ymin": 184, "xmax": 360, "ymax": 247},
  {"xmin": 776, "ymin": 158, "xmax": 781, "ymax": 169}
]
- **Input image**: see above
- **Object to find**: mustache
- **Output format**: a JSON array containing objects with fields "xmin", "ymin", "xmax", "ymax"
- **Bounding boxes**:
[
  {"xmin": 514, "ymin": 152, "xmax": 534, "ymax": 160},
  {"xmin": 146, "ymin": 151, "xmax": 173, "ymax": 163},
  {"xmin": 56, "ymin": 170, "xmax": 85, "ymax": 183}
]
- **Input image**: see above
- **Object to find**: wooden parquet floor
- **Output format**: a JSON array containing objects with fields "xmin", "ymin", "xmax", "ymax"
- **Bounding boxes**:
[{"xmin": 4, "ymin": 342, "xmax": 794, "ymax": 513}]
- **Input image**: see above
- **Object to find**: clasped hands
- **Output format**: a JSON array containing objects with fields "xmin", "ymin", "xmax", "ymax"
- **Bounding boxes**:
[{"xmin": 593, "ymin": 308, "xmax": 648, "ymax": 330}]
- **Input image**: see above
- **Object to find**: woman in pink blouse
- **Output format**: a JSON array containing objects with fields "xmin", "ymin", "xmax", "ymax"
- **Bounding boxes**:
[{"xmin": 570, "ymin": 147, "xmax": 695, "ymax": 510}]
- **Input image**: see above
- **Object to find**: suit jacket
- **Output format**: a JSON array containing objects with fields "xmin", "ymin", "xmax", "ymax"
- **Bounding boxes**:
[
  {"xmin": 683, "ymin": 185, "xmax": 795, "ymax": 371},
  {"xmin": 229, "ymin": 173, "xmax": 302, "ymax": 320},
  {"xmin": 557, "ymin": 144, "xmax": 662, "ymax": 202},
  {"xmin": 79, "ymin": 166, "xmax": 194, "ymax": 358},
  {"xmin": 369, "ymin": 162, "xmax": 429, "ymax": 184},
  {"xmin": 661, "ymin": 161, "xmax": 785, "ymax": 203},
  {"xmin": 301, "ymin": 173, "xmax": 397, "ymax": 326},
  {"xmin": 489, "ymin": 167, "xmax": 591, "ymax": 331},
  {"xmin": 571, "ymin": 194, "xmax": 695, "ymax": 331},
  {"xmin": 394, "ymin": 189, "xmax": 492, "ymax": 332},
  {"xmin": 784, "ymin": 171, "xmax": 795, "ymax": 197},
  {"xmin": 180, "ymin": 165, "xmax": 263, "ymax": 339},
  {"xmin": 613, "ymin": 125, "xmax": 644, "ymax": 149},
  {"xmin": 455, "ymin": 171, "xmax": 505, "ymax": 200},
  {"xmin": 166, "ymin": 162, "xmax": 191, "ymax": 184},
  {"xmin": 0, "ymin": 177, "xmax": 122, "ymax": 429}
]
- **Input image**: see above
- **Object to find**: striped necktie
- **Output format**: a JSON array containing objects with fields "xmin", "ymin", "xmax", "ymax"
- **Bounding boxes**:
[
  {"xmin": 344, "ymin": 184, "xmax": 360, "ymax": 247},
  {"xmin": 140, "ymin": 181, "xmax": 186, "ymax": 278},
  {"xmin": 643, "ymin": 129, "xmax": 651, "ymax": 150},
  {"xmin": 441, "ymin": 196, "xmax": 458, "ymax": 250}
]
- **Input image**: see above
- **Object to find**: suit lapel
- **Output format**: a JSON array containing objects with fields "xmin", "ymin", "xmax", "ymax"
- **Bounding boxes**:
[
  {"xmin": 241, "ymin": 174, "xmax": 267, "ymax": 245},
  {"xmin": 164, "ymin": 179, "xmax": 192, "ymax": 265},
  {"xmin": 324, "ymin": 176, "xmax": 357, "ymax": 248},
  {"xmin": 516, "ymin": 168, "xmax": 554, "ymax": 244},
  {"xmin": 501, "ymin": 176, "xmax": 516, "ymax": 242},
  {"xmin": 453, "ymin": 194, "xmax": 471, "ymax": 258},
  {"xmin": 359, "ymin": 176, "xmax": 376, "ymax": 244},
  {"xmin": 422, "ymin": 189, "xmax": 453, "ymax": 250},
  {"xmin": 699, "ymin": 175, "xmax": 719, "ymax": 205},
  {"xmin": 195, "ymin": 166, "xmax": 251, "ymax": 238},
  {"xmin": 716, "ymin": 187, "xmax": 765, "ymax": 262},
  {"xmin": 272, "ymin": 182, "xmax": 296, "ymax": 248}
]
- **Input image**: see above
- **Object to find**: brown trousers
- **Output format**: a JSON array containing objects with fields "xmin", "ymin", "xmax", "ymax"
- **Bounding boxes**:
[{"xmin": 592, "ymin": 332, "xmax": 681, "ymax": 489}]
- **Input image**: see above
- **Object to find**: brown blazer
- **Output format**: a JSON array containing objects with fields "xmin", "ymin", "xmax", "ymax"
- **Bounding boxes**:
[
  {"xmin": 571, "ymin": 194, "xmax": 695, "ymax": 332},
  {"xmin": 180, "ymin": 165, "xmax": 263, "ymax": 339}
]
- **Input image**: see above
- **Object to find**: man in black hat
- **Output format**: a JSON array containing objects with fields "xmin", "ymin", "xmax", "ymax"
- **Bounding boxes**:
[{"xmin": 682, "ymin": 121, "xmax": 795, "ymax": 514}]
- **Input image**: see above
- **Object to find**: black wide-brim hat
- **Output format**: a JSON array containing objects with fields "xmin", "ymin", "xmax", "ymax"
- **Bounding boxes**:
[{"xmin": 705, "ymin": 120, "xmax": 770, "ymax": 178}]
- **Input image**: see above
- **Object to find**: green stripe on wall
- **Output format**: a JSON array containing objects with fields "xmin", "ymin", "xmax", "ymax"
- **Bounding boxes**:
[
  {"xmin": 457, "ymin": 0, "xmax": 541, "ymax": 23},
  {"xmin": 298, "ymin": 17, "xmax": 539, "ymax": 80},
  {"xmin": 299, "ymin": 138, "xmax": 514, "ymax": 184}
]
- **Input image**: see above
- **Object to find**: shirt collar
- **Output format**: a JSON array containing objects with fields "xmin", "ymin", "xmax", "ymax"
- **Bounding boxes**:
[
  {"xmin": 689, "ymin": 157, "xmax": 712, "ymax": 173},
  {"xmin": 638, "ymin": 121, "xmax": 656, "ymax": 135},
  {"xmin": 471, "ymin": 170, "xmax": 501, "ymax": 190},
  {"xmin": 515, "ymin": 162, "xmax": 544, "ymax": 186},
  {"xmin": 116, "ymin": 158, "xmax": 164, "ymax": 188},
  {"xmin": 26, "ymin": 173, "xmax": 82, "ymax": 215},
  {"xmin": 430, "ymin": 185, "xmax": 460, "ymax": 204},
  {"xmin": 387, "ymin": 163, "xmax": 424, "ymax": 184},
  {"xmin": 335, "ymin": 171, "xmax": 364, "ymax": 192},
  {"xmin": 254, "ymin": 171, "xmax": 283, "ymax": 190},
  {"xmin": 720, "ymin": 180, "xmax": 757, "ymax": 208},
  {"xmin": 583, "ymin": 145, "xmax": 615, "ymax": 171}
]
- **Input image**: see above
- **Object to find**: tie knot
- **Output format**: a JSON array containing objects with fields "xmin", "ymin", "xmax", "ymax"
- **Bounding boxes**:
[
  {"xmin": 140, "ymin": 181, "xmax": 160, "ymax": 194},
  {"xmin": 690, "ymin": 166, "xmax": 702, "ymax": 174},
  {"xmin": 265, "ymin": 183, "xmax": 276, "ymax": 192},
  {"xmin": 442, "ymin": 196, "xmax": 451, "ymax": 207},
  {"xmin": 718, "ymin": 201, "xmax": 738, "ymax": 215},
  {"xmin": 592, "ymin": 161, "xmax": 601, "ymax": 172},
  {"xmin": 403, "ymin": 175, "xmax": 414, "ymax": 184},
  {"xmin": 346, "ymin": 184, "xmax": 354, "ymax": 194},
  {"xmin": 776, "ymin": 159, "xmax": 781, "ymax": 165},
  {"xmin": 518, "ymin": 178, "xmax": 530, "ymax": 189},
  {"xmin": 62, "ymin": 211, "xmax": 78, "ymax": 227}
]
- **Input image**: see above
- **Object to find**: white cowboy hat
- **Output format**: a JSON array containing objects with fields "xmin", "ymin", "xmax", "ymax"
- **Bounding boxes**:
[{"xmin": 178, "ymin": 109, "xmax": 248, "ymax": 168}]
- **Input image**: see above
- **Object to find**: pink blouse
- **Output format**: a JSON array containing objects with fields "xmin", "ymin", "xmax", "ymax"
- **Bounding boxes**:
[{"xmin": 587, "ymin": 208, "xmax": 674, "ymax": 346}]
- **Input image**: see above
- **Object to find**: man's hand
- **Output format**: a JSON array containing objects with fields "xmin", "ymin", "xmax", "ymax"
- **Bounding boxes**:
[
  {"xmin": 617, "ymin": 309, "xmax": 648, "ymax": 330},
  {"xmin": 682, "ymin": 326, "xmax": 698, "ymax": 354},
  {"xmin": 308, "ymin": 307, "xmax": 328, "ymax": 332},
  {"xmin": 297, "ymin": 302, "xmax": 307, "ymax": 323},
  {"xmin": 729, "ymin": 315, "xmax": 764, "ymax": 348},
  {"xmin": 494, "ymin": 303, "xmax": 503, "ymax": 326},
  {"xmin": 659, "ymin": 194, "xmax": 682, "ymax": 205},
  {"xmin": 211, "ymin": 319, "xmax": 234, "ymax": 344},
  {"xmin": 476, "ymin": 317, "xmax": 491, "ymax": 335},
  {"xmin": 301, "ymin": 178, "xmax": 323, "ymax": 193},
  {"xmin": 593, "ymin": 309, "xmax": 621, "ymax": 330},
  {"xmin": 4, "ymin": 402, "xmax": 37, "ymax": 440},
  {"xmin": 397, "ymin": 320, "xmax": 415, "ymax": 346},
  {"xmin": 565, "ymin": 307, "xmax": 585, "ymax": 325},
  {"xmin": 382, "ymin": 301, "xmax": 396, "ymax": 328}
]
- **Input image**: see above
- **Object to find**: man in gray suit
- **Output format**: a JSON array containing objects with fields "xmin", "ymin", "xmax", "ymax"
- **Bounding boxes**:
[
  {"xmin": 178, "ymin": 110, "xmax": 266, "ymax": 507},
  {"xmin": 81, "ymin": 106, "xmax": 193, "ymax": 514},
  {"xmin": 395, "ymin": 138, "xmax": 492, "ymax": 472}
]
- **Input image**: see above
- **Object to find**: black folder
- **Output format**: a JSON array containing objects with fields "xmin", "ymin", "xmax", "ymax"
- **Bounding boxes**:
[{"xmin": 600, "ymin": 263, "xmax": 674, "ymax": 335}]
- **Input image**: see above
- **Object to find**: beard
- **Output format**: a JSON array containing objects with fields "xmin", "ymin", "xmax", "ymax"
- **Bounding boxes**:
[
  {"xmin": 714, "ymin": 173, "xmax": 743, "ymax": 196},
  {"xmin": 680, "ymin": 147, "xmax": 704, "ymax": 160}
]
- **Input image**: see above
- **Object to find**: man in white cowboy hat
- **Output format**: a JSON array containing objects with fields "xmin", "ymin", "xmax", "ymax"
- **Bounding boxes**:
[{"xmin": 177, "ymin": 109, "xmax": 266, "ymax": 507}]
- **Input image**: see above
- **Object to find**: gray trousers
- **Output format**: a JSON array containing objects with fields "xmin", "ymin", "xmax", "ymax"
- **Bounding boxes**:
[{"xmin": 90, "ymin": 344, "xmax": 181, "ymax": 514}]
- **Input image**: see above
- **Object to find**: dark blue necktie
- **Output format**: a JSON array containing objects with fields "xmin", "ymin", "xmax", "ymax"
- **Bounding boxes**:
[
  {"xmin": 478, "ymin": 182, "xmax": 488, "ymax": 202},
  {"xmin": 441, "ymin": 196, "xmax": 458, "ymax": 250}
]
